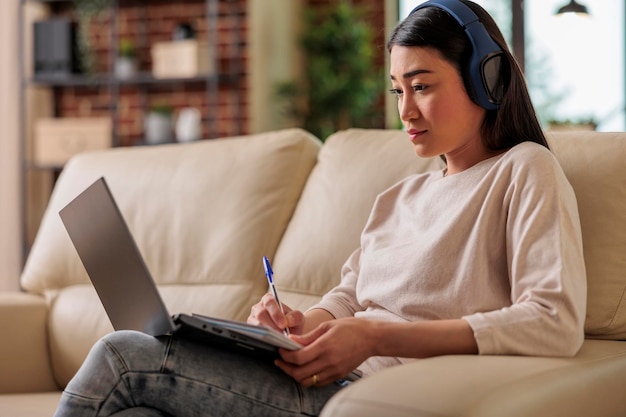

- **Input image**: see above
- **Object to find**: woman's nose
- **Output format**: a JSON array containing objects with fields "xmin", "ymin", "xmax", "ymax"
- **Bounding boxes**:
[{"xmin": 399, "ymin": 97, "xmax": 420, "ymax": 122}]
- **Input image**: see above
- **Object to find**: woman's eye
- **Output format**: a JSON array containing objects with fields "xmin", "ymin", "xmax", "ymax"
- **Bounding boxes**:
[{"xmin": 389, "ymin": 84, "xmax": 428, "ymax": 97}]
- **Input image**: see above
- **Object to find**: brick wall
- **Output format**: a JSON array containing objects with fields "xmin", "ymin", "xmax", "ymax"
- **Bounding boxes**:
[
  {"xmin": 53, "ymin": 0, "xmax": 247, "ymax": 146},
  {"xmin": 51, "ymin": 0, "xmax": 387, "ymax": 146}
]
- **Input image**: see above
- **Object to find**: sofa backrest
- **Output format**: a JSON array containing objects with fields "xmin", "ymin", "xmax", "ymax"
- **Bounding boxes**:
[
  {"xmin": 273, "ymin": 129, "xmax": 445, "ymax": 310},
  {"xmin": 20, "ymin": 128, "xmax": 321, "ymax": 386},
  {"xmin": 546, "ymin": 131, "xmax": 626, "ymax": 340},
  {"xmin": 276, "ymin": 129, "xmax": 626, "ymax": 343}
]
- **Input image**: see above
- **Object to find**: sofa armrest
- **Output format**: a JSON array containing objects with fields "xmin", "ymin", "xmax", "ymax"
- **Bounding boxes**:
[
  {"xmin": 321, "ymin": 341, "xmax": 626, "ymax": 417},
  {"xmin": 0, "ymin": 292, "xmax": 58, "ymax": 393}
]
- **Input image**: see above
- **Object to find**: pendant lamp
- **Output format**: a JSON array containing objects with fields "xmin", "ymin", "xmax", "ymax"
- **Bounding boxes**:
[{"xmin": 555, "ymin": 0, "xmax": 590, "ymax": 16}]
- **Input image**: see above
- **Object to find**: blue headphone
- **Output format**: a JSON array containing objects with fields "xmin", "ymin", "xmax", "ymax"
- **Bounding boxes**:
[{"xmin": 410, "ymin": 0, "xmax": 505, "ymax": 110}]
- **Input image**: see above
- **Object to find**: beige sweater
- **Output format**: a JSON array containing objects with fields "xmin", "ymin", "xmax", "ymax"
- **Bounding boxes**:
[{"xmin": 313, "ymin": 142, "xmax": 587, "ymax": 375}]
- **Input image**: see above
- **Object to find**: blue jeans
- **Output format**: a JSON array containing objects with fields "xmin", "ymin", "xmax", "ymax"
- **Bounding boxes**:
[{"xmin": 54, "ymin": 331, "xmax": 345, "ymax": 417}]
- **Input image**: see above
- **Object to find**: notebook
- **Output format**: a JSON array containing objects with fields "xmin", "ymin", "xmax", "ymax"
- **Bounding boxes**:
[{"xmin": 58, "ymin": 177, "xmax": 301, "ymax": 359}]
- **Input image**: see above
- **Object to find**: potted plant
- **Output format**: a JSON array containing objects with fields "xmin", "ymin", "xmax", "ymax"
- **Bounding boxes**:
[
  {"xmin": 114, "ymin": 38, "xmax": 138, "ymax": 80},
  {"xmin": 145, "ymin": 104, "xmax": 174, "ymax": 145},
  {"xmin": 74, "ymin": 0, "xmax": 112, "ymax": 74},
  {"xmin": 275, "ymin": 3, "xmax": 384, "ymax": 141}
]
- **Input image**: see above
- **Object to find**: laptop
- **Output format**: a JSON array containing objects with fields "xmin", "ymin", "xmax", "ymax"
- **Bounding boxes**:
[{"xmin": 58, "ymin": 177, "xmax": 301, "ymax": 359}]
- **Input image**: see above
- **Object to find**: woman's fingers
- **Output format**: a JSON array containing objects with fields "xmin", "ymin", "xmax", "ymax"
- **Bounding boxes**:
[{"xmin": 247, "ymin": 293, "xmax": 304, "ymax": 334}]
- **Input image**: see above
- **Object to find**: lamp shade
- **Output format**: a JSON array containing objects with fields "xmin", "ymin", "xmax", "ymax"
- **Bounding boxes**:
[{"xmin": 556, "ymin": 0, "xmax": 590, "ymax": 15}]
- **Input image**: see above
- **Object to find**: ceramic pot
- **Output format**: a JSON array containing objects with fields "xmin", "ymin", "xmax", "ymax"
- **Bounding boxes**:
[
  {"xmin": 145, "ymin": 112, "xmax": 173, "ymax": 145},
  {"xmin": 114, "ymin": 57, "xmax": 137, "ymax": 80},
  {"xmin": 175, "ymin": 107, "xmax": 202, "ymax": 142}
]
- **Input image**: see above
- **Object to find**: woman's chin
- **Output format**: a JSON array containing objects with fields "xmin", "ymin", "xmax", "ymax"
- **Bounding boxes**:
[{"xmin": 412, "ymin": 144, "xmax": 439, "ymax": 159}]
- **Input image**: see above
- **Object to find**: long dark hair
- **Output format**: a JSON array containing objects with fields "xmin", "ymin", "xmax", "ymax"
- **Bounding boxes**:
[{"xmin": 387, "ymin": 0, "xmax": 548, "ymax": 150}]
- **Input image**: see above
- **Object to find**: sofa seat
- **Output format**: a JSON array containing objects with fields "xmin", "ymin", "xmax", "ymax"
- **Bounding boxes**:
[
  {"xmin": 0, "ymin": 393, "xmax": 61, "ymax": 417},
  {"xmin": 321, "ymin": 339, "xmax": 626, "ymax": 417}
]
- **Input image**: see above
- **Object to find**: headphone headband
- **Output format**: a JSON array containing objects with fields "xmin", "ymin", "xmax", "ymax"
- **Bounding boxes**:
[{"xmin": 410, "ymin": 0, "xmax": 505, "ymax": 110}]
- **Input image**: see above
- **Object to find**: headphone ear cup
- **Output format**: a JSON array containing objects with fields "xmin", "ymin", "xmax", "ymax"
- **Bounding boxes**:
[
  {"xmin": 481, "ymin": 52, "xmax": 506, "ymax": 105},
  {"xmin": 410, "ymin": 0, "xmax": 506, "ymax": 110}
]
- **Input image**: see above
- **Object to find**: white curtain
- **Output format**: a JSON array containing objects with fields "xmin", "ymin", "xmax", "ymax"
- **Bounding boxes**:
[
  {"xmin": 0, "ymin": 0, "xmax": 22, "ymax": 291},
  {"xmin": 0, "ymin": 1, "xmax": 52, "ymax": 291}
]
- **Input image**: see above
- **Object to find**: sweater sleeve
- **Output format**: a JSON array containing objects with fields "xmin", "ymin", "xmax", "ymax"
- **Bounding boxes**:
[
  {"xmin": 308, "ymin": 248, "xmax": 366, "ymax": 319},
  {"xmin": 462, "ymin": 149, "xmax": 587, "ymax": 357}
]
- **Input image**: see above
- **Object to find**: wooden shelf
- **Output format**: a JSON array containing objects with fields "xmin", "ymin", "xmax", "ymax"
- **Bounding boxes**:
[
  {"xmin": 28, "ymin": 72, "xmax": 240, "ymax": 87},
  {"xmin": 18, "ymin": 0, "xmax": 246, "ymax": 261}
]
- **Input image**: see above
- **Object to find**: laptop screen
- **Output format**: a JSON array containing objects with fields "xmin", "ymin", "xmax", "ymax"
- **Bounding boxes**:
[{"xmin": 59, "ymin": 177, "xmax": 176, "ymax": 336}]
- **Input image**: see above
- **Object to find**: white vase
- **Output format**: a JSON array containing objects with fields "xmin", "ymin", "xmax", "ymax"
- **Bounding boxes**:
[
  {"xmin": 144, "ymin": 112, "xmax": 173, "ymax": 145},
  {"xmin": 114, "ymin": 57, "xmax": 137, "ymax": 80},
  {"xmin": 175, "ymin": 107, "xmax": 202, "ymax": 142}
]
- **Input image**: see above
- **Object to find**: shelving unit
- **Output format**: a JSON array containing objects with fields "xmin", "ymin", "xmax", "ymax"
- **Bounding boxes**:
[{"xmin": 18, "ymin": 0, "xmax": 246, "ymax": 260}]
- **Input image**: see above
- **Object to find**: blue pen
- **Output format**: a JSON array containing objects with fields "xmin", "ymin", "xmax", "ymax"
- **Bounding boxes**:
[{"xmin": 263, "ymin": 256, "xmax": 290, "ymax": 336}]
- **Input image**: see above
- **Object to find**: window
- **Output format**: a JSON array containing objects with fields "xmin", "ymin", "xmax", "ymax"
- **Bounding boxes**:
[
  {"xmin": 525, "ymin": 0, "xmax": 624, "ymax": 131},
  {"xmin": 397, "ymin": 0, "xmax": 625, "ymax": 131}
]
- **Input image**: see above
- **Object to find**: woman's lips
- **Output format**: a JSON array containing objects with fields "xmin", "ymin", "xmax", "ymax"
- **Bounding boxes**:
[{"xmin": 407, "ymin": 129, "xmax": 427, "ymax": 142}]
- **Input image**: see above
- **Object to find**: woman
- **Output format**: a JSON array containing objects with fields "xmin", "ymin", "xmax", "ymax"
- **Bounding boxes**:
[{"xmin": 54, "ymin": 1, "xmax": 586, "ymax": 416}]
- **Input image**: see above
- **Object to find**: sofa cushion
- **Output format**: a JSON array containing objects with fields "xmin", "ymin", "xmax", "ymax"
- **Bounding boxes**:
[
  {"xmin": 47, "ymin": 283, "xmax": 247, "ymax": 387},
  {"xmin": 0, "ymin": 293, "xmax": 57, "ymax": 393},
  {"xmin": 547, "ymin": 131, "xmax": 626, "ymax": 340},
  {"xmin": 0, "ymin": 392, "xmax": 62, "ymax": 417},
  {"xmin": 21, "ymin": 128, "xmax": 322, "ymax": 387},
  {"xmin": 273, "ymin": 129, "xmax": 445, "ymax": 310},
  {"xmin": 22, "ymin": 128, "xmax": 321, "ymax": 318},
  {"xmin": 320, "ymin": 339, "xmax": 626, "ymax": 417}
]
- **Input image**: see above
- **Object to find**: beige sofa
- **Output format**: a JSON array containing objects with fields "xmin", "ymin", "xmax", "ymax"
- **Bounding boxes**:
[{"xmin": 1, "ymin": 128, "xmax": 625, "ymax": 417}]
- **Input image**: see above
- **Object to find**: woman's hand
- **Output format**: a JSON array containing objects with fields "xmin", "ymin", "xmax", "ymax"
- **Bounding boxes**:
[
  {"xmin": 276, "ymin": 318, "xmax": 377, "ymax": 387},
  {"xmin": 247, "ymin": 293, "xmax": 306, "ymax": 335}
]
